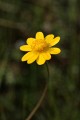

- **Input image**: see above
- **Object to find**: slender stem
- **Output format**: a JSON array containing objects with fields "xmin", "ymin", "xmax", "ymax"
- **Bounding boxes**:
[
  {"xmin": 25, "ymin": 84, "xmax": 47, "ymax": 120},
  {"xmin": 25, "ymin": 62, "xmax": 49, "ymax": 120},
  {"xmin": 45, "ymin": 62, "xmax": 49, "ymax": 81}
]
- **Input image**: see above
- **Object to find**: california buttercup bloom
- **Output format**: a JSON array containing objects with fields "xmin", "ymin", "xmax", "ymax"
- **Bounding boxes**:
[{"xmin": 20, "ymin": 32, "xmax": 61, "ymax": 65}]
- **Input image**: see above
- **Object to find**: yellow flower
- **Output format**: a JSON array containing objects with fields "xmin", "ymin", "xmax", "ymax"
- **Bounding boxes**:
[{"xmin": 20, "ymin": 32, "xmax": 61, "ymax": 65}]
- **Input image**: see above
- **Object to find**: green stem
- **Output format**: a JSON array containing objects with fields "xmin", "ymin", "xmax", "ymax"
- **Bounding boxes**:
[{"xmin": 25, "ymin": 62, "xmax": 50, "ymax": 120}]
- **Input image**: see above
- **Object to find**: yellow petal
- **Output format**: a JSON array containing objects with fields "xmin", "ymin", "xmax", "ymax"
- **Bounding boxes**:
[
  {"xmin": 49, "ymin": 48, "xmax": 61, "ymax": 54},
  {"xmin": 42, "ymin": 52, "xmax": 51, "ymax": 60},
  {"xmin": 27, "ymin": 53, "xmax": 39, "ymax": 64},
  {"xmin": 49, "ymin": 37, "xmax": 60, "ymax": 47},
  {"xmin": 20, "ymin": 45, "xmax": 32, "ymax": 51},
  {"xmin": 36, "ymin": 54, "xmax": 45, "ymax": 65},
  {"xmin": 26, "ymin": 38, "xmax": 35, "ymax": 45},
  {"xmin": 21, "ymin": 52, "xmax": 33, "ymax": 61},
  {"xmin": 36, "ymin": 32, "xmax": 44, "ymax": 40},
  {"xmin": 45, "ymin": 34, "xmax": 54, "ymax": 43}
]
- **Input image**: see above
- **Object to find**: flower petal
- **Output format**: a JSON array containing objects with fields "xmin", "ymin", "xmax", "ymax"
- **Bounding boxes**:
[
  {"xmin": 36, "ymin": 54, "xmax": 45, "ymax": 65},
  {"xmin": 49, "ymin": 37, "xmax": 60, "ymax": 47},
  {"xmin": 36, "ymin": 32, "xmax": 44, "ymax": 40},
  {"xmin": 21, "ymin": 52, "xmax": 33, "ymax": 61},
  {"xmin": 20, "ymin": 45, "xmax": 32, "ymax": 51},
  {"xmin": 27, "ymin": 53, "xmax": 39, "ymax": 64},
  {"xmin": 49, "ymin": 48, "xmax": 61, "ymax": 54},
  {"xmin": 26, "ymin": 38, "xmax": 35, "ymax": 45},
  {"xmin": 45, "ymin": 34, "xmax": 54, "ymax": 43},
  {"xmin": 42, "ymin": 52, "xmax": 51, "ymax": 60}
]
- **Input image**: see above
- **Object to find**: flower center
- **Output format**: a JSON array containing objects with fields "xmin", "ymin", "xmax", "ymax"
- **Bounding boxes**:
[{"xmin": 31, "ymin": 39, "xmax": 49, "ymax": 52}]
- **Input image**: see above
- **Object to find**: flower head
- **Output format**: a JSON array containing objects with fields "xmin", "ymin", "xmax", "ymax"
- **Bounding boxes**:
[{"xmin": 20, "ymin": 32, "xmax": 61, "ymax": 65}]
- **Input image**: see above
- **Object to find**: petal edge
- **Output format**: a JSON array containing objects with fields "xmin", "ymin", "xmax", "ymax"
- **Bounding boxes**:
[
  {"xmin": 36, "ymin": 54, "xmax": 45, "ymax": 65},
  {"xmin": 50, "ymin": 36, "xmax": 60, "ymax": 47},
  {"xmin": 26, "ymin": 38, "xmax": 35, "ymax": 45},
  {"xmin": 49, "ymin": 48, "xmax": 61, "ymax": 54},
  {"xmin": 27, "ymin": 53, "xmax": 39, "ymax": 64},
  {"xmin": 36, "ymin": 32, "xmax": 44, "ymax": 40},
  {"xmin": 20, "ymin": 45, "xmax": 31, "ymax": 51}
]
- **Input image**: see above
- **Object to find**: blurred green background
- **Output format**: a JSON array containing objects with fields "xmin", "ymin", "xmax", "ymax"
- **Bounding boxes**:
[{"xmin": 0, "ymin": 0, "xmax": 80, "ymax": 120}]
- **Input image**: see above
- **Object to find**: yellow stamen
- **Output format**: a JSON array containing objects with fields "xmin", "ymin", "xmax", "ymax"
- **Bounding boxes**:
[{"xmin": 31, "ymin": 39, "xmax": 49, "ymax": 52}]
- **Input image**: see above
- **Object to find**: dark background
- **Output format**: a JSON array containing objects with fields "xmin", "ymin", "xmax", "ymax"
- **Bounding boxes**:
[{"xmin": 0, "ymin": 0, "xmax": 80, "ymax": 120}]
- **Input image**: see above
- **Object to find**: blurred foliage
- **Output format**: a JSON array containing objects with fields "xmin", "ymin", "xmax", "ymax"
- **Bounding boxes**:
[{"xmin": 0, "ymin": 0, "xmax": 80, "ymax": 120}]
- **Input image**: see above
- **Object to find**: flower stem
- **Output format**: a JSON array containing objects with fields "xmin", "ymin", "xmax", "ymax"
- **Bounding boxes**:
[{"xmin": 25, "ymin": 62, "xmax": 49, "ymax": 120}]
